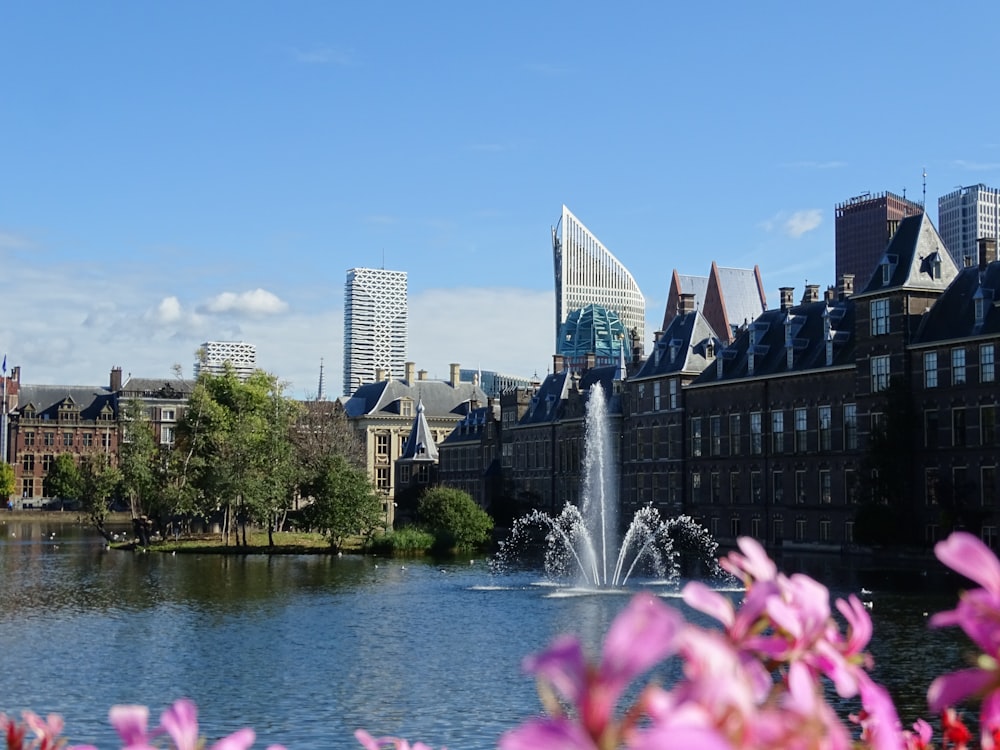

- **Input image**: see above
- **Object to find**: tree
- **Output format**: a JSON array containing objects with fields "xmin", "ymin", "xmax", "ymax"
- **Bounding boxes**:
[
  {"xmin": 0, "ymin": 462, "xmax": 14, "ymax": 505},
  {"xmin": 78, "ymin": 454, "xmax": 122, "ymax": 542},
  {"xmin": 303, "ymin": 453, "xmax": 383, "ymax": 552},
  {"xmin": 118, "ymin": 399, "xmax": 159, "ymax": 521},
  {"xmin": 418, "ymin": 486, "xmax": 494, "ymax": 552},
  {"xmin": 44, "ymin": 453, "xmax": 82, "ymax": 505},
  {"xmin": 176, "ymin": 366, "xmax": 298, "ymax": 546}
]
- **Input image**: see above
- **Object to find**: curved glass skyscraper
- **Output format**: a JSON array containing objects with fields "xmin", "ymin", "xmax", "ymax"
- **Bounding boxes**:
[{"xmin": 551, "ymin": 205, "xmax": 645, "ymax": 353}]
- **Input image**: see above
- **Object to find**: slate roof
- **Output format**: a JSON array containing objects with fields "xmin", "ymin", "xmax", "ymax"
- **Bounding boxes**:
[
  {"xmin": 519, "ymin": 365, "xmax": 621, "ymax": 426},
  {"xmin": 711, "ymin": 263, "xmax": 768, "ymax": 338},
  {"xmin": 633, "ymin": 309, "xmax": 722, "ymax": 380},
  {"xmin": 399, "ymin": 402, "xmax": 439, "ymax": 463},
  {"xmin": 120, "ymin": 377, "xmax": 195, "ymax": 399},
  {"xmin": 856, "ymin": 212, "xmax": 960, "ymax": 296},
  {"xmin": 15, "ymin": 385, "xmax": 117, "ymax": 420},
  {"xmin": 340, "ymin": 378, "xmax": 487, "ymax": 420},
  {"xmin": 913, "ymin": 260, "xmax": 1000, "ymax": 343},
  {"xmin": 691, "ymin": 296, "xmax": 855, "ymax": 385},
  {"xmin": 440, "ymin": 403, "xmax": 500, "ymax": 446}
]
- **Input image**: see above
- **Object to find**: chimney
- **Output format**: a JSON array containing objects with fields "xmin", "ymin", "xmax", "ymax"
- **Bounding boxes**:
[
  {"xmin": 678, "ymin": 292, "xmax": 696, "ymax": 315},
  {"xmin": 110, "ymin": 366, "xmax": 123, "ymax": 393},
  {"xmin": 405, "ymin": 361, "xmax": 416, "ymax": 384},
  {"xmin": 980, "ymin": 237, "xmax": 998, "ymax": 270},
  {"xmin": 450, "ymin": 362, "xmax": 461, "ymax": 386},
  {"xmin": 837, "ymin": 274, "xmax": 855, "ymax": 300},
  {"xmin": 552, "ymin": 354, "xmax": 565, "ymax": 373},
  {"xmin": 802, "ymin": 284, "xmax": 820, "ymax": 303},
  {"xmin": 779, "ymin": 287, "xmax": 795, "ymax": 311},
  {"xmin": 824, "ymin": 285, "xmax": 836, "ymax": 303},
  {"xmin": 374, "ymin": 367, "xmax": 385, "ymax": 383},
  {"xmin": 418, "ymin": 369, "xmax": 427, "ymax": 380}
]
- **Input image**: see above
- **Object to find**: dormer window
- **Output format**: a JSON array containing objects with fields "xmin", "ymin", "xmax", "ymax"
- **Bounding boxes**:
[
  {"xmin": 932, "ymin": 255, "xmax": 942, "ymax": 280},
  {"xmin": 400, "ymin": 399, "xmax": 413, "ymax": 417},
  {"xmin": 882, "ymin": 261, "xmax": 891, "ymax": 285},
  {"xmin": 976, "ymin": 296, "xmax": 986, "ymax": 325}
]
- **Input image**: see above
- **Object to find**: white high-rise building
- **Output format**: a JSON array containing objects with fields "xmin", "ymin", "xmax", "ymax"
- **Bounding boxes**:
[
  {"xmin": 343, "ymin": 268, "xmax": 407, "ymax": 396},
  {"xmin": 938, "ymin": 184, "xmax": 1000, "ymax": 267},
  {"xmin": 551, "ymin": 205, "xmax": 645, "ymax": 351},
  {"xmin": 195, "ymin": 341, "xmax": 257, "ymax": 381}
]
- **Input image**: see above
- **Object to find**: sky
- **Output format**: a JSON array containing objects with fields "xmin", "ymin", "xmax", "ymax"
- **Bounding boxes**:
[{"xmin": 3, "ymin": 2, "xmax": 1000, "ymax": 399}]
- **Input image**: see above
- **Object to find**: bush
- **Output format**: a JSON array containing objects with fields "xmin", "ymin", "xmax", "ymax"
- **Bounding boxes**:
[
  {"xmin": 417, "ymin": 487, "xmax": 493, "ymax": 552},
  {"xmin": 364, "ymin": 526, "xmax": 436, "ymax": 554}
]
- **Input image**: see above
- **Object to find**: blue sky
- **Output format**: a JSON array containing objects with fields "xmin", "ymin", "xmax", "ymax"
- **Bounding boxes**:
[{"xmin": 3, "ymin": 2, "xmax": 1000, "ymax": 398}]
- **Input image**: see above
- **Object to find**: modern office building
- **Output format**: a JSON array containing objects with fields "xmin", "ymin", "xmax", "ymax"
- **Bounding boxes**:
[
  {"xmin": 835, "ymin": 191, "xmax": 923, "ymax": 288},
  {"xmin": 343, "ymin": 267, "xmax": 408, "ymax": 396},
  {"xmin": 194, "ymin": 341, "xmax": 257, "ymax": 381},
  {"xmin": 938, "ymin": 184, "xmax": 1000, "ymax": 268},
  {"xmin": 551, "ymin": 205, "xmax": 645, "ymax": 354}
]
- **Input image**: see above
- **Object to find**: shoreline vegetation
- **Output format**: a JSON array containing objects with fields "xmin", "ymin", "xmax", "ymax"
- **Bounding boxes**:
[{"xmin": 0, "ymin": 509, "xmax": 456, "ymax": 556}]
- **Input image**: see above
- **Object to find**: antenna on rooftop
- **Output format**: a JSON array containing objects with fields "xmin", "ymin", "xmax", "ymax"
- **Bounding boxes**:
[
  {"xmin": 922, "ymin": 167, "xmax": 927, "ymax": 210},
  {"xmin": 317, "ymin": 358, "xmax": 326, "ymax": 401}
]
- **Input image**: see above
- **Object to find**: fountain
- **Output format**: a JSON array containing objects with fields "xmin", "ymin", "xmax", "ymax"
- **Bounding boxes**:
[{"xmin": 495, "ymin": 382, "xmax": 718, "ymax": 587}]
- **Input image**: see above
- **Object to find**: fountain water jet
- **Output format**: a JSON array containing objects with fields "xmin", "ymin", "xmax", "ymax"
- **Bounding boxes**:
[{"xmin": 494, "ymin": 382, "xmax": 718, "ymax": 587}]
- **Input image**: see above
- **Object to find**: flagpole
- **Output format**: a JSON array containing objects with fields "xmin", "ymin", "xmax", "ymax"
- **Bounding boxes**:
[{"xmin": 1, "ymin": 356, "xmax": 7, "ymax": 468}]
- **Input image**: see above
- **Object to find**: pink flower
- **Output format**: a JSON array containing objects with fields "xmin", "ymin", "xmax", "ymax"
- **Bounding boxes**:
[
  {"xmin": 157, "ymin": 699, "xmax": 256, "ymax": 750},
  {"xmin": 355, "ymin": 728, "xmax": 440, "ymax": 750},
  {"xmin": 109, "ymin": 704, "xmax": 158, "ymax": 750}
]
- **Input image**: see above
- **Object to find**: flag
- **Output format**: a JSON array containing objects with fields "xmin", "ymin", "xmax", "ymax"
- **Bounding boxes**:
[{"xmin": 1, "ymin": 355, "xmax": 5, "ymax": 375}]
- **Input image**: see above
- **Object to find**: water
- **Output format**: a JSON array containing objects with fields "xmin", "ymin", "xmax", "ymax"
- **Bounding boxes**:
[
  {"xmin": 0, "ymin": 518, "xmax": 974, "ymax": 749},
  {"xmin": 496, "ymin": 383, "xmax": 719, "ymax": 586}
]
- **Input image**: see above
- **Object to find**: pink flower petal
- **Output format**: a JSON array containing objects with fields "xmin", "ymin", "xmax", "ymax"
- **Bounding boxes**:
[
  {"xmin": 160, "ymin": 699, "xmax": 201, "ymax": 750},
  {"xmin": 109, "ymin": 705, "xmax": 152, "ymax": 748},
  {"xmin": 498, "ymin": 718, "xmax": 596, "ymax": 750},
  {"xmin": 210, "ymin": 728, "xmax": 256, "ymax": 750},
  {"xmin": 928, "ymin": 667, "xmax": 995, "ymax": 712},
  {"xmin": 935, "ymin": 532, "xmax": 1000, "ymax": 594}
]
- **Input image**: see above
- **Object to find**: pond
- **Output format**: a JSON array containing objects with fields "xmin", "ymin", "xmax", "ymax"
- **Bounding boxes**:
[{"xmin": 0, "ymin": 519, "xmax": 970, "ymax": 749}]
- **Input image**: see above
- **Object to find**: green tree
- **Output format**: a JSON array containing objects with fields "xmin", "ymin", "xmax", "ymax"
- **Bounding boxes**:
[
  {"xmin": 303, "ymin": 453, "xmax": 383, "ymax": 552},
  {"xmin": 418, "ymin": 486, "xmax": 494, "ymax": 552},
  {"xmin": 177, "ymin": 366, "xmax": 298, "ymax": 546},
  {"xmin": 0, "ymin": 462, "xmax": 15, "ymax": 504},
  {"xmin": 44, "ymin": 453, "xmax": 82, "ymax": 505},
  {"xmin": 78, "ymin": 454, "xmax": 122, "ymax": 541},
  {"xmin": 118, "ymin": 399, "xmax": 160, "ymax": 521}
]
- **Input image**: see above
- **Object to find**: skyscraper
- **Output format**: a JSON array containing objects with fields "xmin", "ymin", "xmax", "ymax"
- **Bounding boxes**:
[
  {"xmin": 835, "ymin": 191, "xmax": 924, "ymax": 288},
  {"xmin": 343, "ymin": 267, "xmax": 407, "ymax": 396},
  {"xmin": 195, "ymin": 341, "xmax": 257, "ymax": 381},
  {"xmin": 551, "ymin": 205, "xmax": 645, "ymax": 354},
  {"xmin": 938, "ymin": 184, "xmax": 1000, "ymax": 268}
]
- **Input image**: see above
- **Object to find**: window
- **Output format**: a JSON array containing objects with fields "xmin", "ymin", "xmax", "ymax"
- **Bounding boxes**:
[
  {"xmin": 845, "ymin": 469, "xmax": 857, "ymax": 504},
  {"xmin": 691, "ymin": 472, "xmax": 701, "ymax": 504},
  {"xmin": 795, "ymin": 470, "xmax": 807, "ymax": 503},
  {"xmin": 376, "ymin": 432, "xmax": 390, "ymax": 458},
  {"xmin": 400, "ymin": 400, "xmax": 413, "ymax": 418},
  {"xmin": 924, "ymin": 351, "xmax": 938, "ymax": 388},
  {"xmin": 729, "ymin": 414, "xmax": 741, "ymax": 455},
  {"xmin": 773, "ymin": 515, "xmax": 784, "ymax": 543},
  {"xmin": 925, "ymin": 410, "xmax": 939, "ymax": 449},
  {"xmin": 794, "ymin": 407, "xmax": 808, "ymax": 452},
  {"xmin": 926, "ymin": 467, "xmax": 939, "ymax": 505},
  {"xmin": 41, "ymin": 454, "xmax": 53, "ymax": 472},
  {"xmin": 845, "ymin": 520, "xmax": 855, "ymax": 543},
  {"xmin": 819, "ymin": 519, "xmax": 831, "ymax": 542},
  {"xmin": 772, "ymin": 411, "xmax": 785, "ymax": 453},
  {"xmin": 62, "ymin": 432, "xmax": 73, "ymax": 447},
  {"xmin": 820, "ymin": 470, "xmax": 832, "ymax": 503},
  {"xmin": 690, "ymin": 418, "xmax": 703, "ymax": 457},
  {"xmin": 818, "ymin": 406, "xmax": 831, "ymax": 451},
  {"xmin": 750, "ymin": 470, "xmax": 762, "ymax": 503},
  {"xmin": 710, "ymin": 471, "xmax": 720, "ymax": 504},
  {"xmin": 730, "ymin": 517, "xmax": 741, "ymax": 538},
  {"xmin": 668, "ymin": 378, "xmax": 678, "ymax": 409},
  {"xmin": 982, "ymin": 344, "xmax": 996, "ymax": 383},
  {"xmin": 983, "ymin": 467, "xmax": 997, "ymax": 508},
  {"xmin": 751, "ymin": 516, "xmax": 762, "ymax": 539},
  {"xmin": 870, "ymin": 298, "xmax": 890, "ymax": 335},
  {"xmin": 161, "ymin": 408, "xmax": 176, "ymax": 421},
  {"xmin": 376, "ymin": 467, "xmax": 390, "ymax": 489},
  {"xmin": 953, "ymin": 408, "xmax": 967, "ymax": 447},
  {"xmin": 843, "ymin": 404, "xmax": 857, "ymax": 450},
  {"xmin": 102, "ymin": 432, "xmax": 111, "ymax": 449},
  {"xmin": 983, "ymin": 405, "xmax": 998, "ymax": 446},
  {"xmin": 750, "ymin": 412, "xmax": 762, "ymax": 455},
  {"xmin": 161, "ymin": 426, "xmax": 176, "ymax": 445},
  {"xmin": 710, "ymin": 416, "xmax": 721, "ymax": 456},
  {"xmin": 984, "ymin": 526, "xmax": 998, "ymax": 551},
  {"xmin": 730, "ymin": 470, "xmax": 740, "ymax": 503},
  {"xmin": 795, "ymin": 518, "xmax": 807, "ymax": 542},
  {"xmin": 21, "ymin": 478, "xmax": 33, "ymax": 498},
  {"xmin": 653, "ymin": 382, "xmax": 661, "ymax": 410},
  {"xmin": 871, "ymin": 355, "xmax": 890, "ymax": 392},
  {"xmin": 82, "ymin": 433, "xmax": 93, "ymax": 448},
  {"xmin": 24, "ymin": 431, "xmax": 34, "ymax": 447},
  {"xmin": 44, "ymin": 432, "xmax": 54, "ymax": 447},
  {"xmin": 772, "ymin": 470, "xmax": 784, "ymax": 503},
  {"xmin": 22, "ymin": 454, "xmax": 34, "ymax": 472},
  {"xmin": 953, "ymin": 348, "xmax": 967, "ymax": 385}
]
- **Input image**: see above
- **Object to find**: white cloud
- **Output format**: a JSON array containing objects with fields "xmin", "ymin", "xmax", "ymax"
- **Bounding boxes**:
[
  {"xmin": 760, "ymin": 210, "xmax": 823, "ymax": 239},
  {"xmin": 153, "ymin": 296, "xmax": 183, "ymax": 324},
  {"xmin": 0, "ymin": 232, "xmax": 32, "ymax": 251},
  {"xmin": 784, "ymin": 209, "xmax": 823, "ymax": 238},
  {"xmin": 199, "ymin": 289, "xmax": 289, "ymax": 316}
]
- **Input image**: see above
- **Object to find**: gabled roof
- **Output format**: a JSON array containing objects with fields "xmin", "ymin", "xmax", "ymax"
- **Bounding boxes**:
[
  {"xmin": 856, "ymin": 212, "xmax": 960, "ymax": 296},
  {"xmin": 441, "ymin": 403, "xmax": 499, "ymax": 446},
  {"xmin": 692, "ymin": 296, "xmax": 855, "ymax": 385},
  {"xmin": 913, "ymin": 260, "xmax": 1000, "ymax": 343},
  {"xmin": 519, "ymin": 365, "xmax": 621, "ymax": 426},
  {"xmin": 15, "ymin": 385, "xmax": 117, "ymax": 421},
  {"xmin": 398, "ymin": 401, "xmax": 439, "ymax": 463},
  {"xmin": 120, "ymin": 377, "xmax": 196, "ymax": 399},
  {"xmin": 661, "ymin": 271, "xmax": 709, "ymax": 331},
  {"xmin": 634, "ymin": 309, "xmax": 722, "ymax": 380},
  {"xmin": 340, "ymin": 378, "xmax": 487, "ymax": 420},
  {"xmin": 708, "ymin": 263, "xmax": 768, "ymax": 342}
]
